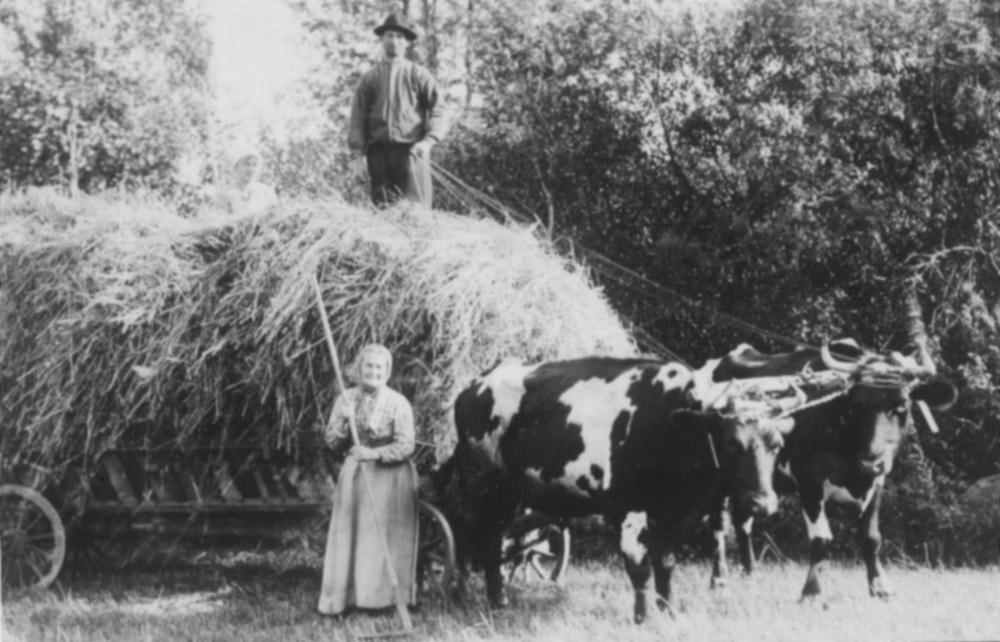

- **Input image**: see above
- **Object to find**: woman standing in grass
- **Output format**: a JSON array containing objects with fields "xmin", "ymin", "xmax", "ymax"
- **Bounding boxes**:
[{"xmin": 318, "ymin": 344, "xmax": 419, "ymax": 617}]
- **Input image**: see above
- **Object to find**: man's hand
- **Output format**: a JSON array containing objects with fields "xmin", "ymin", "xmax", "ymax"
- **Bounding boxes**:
[
  {"xmin": 409, "ymin": 139, "xmax": 434, "ymax": 160},
  {"xmin": 349, "ymin": 445, "xmax": 380, "ymax": 462}
]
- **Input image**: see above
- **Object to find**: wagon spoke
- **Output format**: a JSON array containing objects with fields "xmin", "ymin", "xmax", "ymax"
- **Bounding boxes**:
[
  {"xmin": 25, "ymin": 554, "xmax": 45, "ymax": 583},
  {"xmin": 24, "ymin": 533, "xmax": 55, "ymax": 543},
  {"xmin": 39, "ymin": 547, "xmax": 57, "ymax": 569},
  {"xmin": 12, "ymin": 499, "xmax": 29, "ymax": 531},
  {"xmin": 22, "ymin": 511, "xmax": 46, "ymax": 534},
  {"xmin": 28, "ymin": 543, "xmax": 54, "ymax": 567}
]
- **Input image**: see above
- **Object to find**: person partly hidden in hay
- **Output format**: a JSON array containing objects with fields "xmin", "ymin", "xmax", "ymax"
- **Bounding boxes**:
[
  {"xmin": 347, "ymin": 13, "xmax": 449, "ymax": 209},
  {"xmin": 318, "ymin": 344, "xmax": 420, "ymax": 617},
  {"xmin": 211, "ymin": 146, "xmax": 278, "ymax": 215}
]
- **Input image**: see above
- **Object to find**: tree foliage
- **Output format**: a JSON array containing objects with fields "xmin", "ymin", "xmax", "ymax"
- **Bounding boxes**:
[
  {"xmin": 0, "ymin": 0, "xmax": 210, "ymax": 194},
  {"xmin": 434, "ymin": 0, "xmax": 1000, "ymax": 550}
]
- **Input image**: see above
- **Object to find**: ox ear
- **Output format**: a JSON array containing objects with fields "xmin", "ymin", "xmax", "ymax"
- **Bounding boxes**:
[{"xmin": 912, "ymin": 376, "xmax": 958, "ymax": 411}]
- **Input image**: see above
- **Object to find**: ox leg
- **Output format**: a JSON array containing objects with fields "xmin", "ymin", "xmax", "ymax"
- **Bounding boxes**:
[
  {"xmin": 800, "ymin": 495, "xmax": 831, "ymax": 600},
  {"xmin": 859, "ymin": 483, "xmax": 891, "ymax": 599},
  {"xmin": 448, "ymin": 513, "xmax": 471, "ymax": 606},
  {"xmin": 709, "ymin": 504, "xmax": 729, "ymax": 589},
  {"xmin": 735, "ymin": 512, "xmax": 755, "ymax": 576},
  {"xmin": 619, "ymin": 512, "xmax": 652, "ymax": 624},
  {"xmin": 649, "ymin": 531, "xmax": 676, "ymax": 614},
  {"xmin": 482, "ymin": 524, "xmax": 507, "ymax": 608},
  {"xmin": 475, "ymin": 488, "xmax": 517, "ymax": 609}
]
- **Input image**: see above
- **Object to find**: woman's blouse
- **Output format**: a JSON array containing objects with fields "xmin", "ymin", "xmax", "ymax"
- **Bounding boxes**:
[{"xmin": 324, "ymin": 386, "xmax": 415, "ymax": 463}]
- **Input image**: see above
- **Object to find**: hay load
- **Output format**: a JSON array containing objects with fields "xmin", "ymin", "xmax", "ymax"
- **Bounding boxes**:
[{"xmin": 0, "ymin": 190, "xmax": 636, "ymax": 485}]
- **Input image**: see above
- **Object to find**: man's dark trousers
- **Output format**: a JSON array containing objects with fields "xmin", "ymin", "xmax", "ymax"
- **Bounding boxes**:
[{"xmin": 366, "ymin": 142, "xmax": 432, "ymax": 208}]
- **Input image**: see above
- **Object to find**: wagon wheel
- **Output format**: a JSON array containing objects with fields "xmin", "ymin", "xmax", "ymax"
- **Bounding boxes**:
[
  {"xmin": 0, "ymin": 484, "xmax": 66, "ymax": 593},
  {"xmin": 416, "ymin": 500, "xmax": 455, "ymax": 599},
  {"xmin": 502, "ymin": 523, "xmax": 571, "ymax": 584}
]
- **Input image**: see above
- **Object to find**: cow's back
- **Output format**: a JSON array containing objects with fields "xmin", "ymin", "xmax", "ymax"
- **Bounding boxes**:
[{"xmin": 453, "ymin": 356, "xmax": 691, "ymax": 514}]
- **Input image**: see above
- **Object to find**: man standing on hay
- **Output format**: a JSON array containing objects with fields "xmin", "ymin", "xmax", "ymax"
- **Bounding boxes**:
[{"xmin": 348, "ymin": 13, "xmax": 449, "ymax": 209}]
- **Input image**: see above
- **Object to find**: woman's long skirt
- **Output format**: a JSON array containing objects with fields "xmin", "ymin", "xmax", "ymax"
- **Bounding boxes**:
[{"xmin": 317, "ymin": 458, "xmax": 419, "ymax": 615}]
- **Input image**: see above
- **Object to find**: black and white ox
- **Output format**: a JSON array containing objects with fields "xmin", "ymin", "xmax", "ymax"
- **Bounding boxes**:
[
  {"xmin": 440, "ymin": 356, "xmax": 795, "ymax": 623},
  {"xmin": 692, "ymin": 339, "xmax": 957, "ymax": 599}
]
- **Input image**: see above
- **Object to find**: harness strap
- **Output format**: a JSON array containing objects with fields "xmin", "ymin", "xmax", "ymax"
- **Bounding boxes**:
[
  {"xmin": 707, "ymin": 433, "xmax": 720, "ymax": 469},
  {"xmin": 777, "ymin": 388, "xmax": 849, "ymax": 418}
]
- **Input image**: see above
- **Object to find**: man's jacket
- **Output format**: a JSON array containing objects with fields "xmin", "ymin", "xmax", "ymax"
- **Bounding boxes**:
[{"xmin": 348, "ymin": 58, "xmax": 449, "ymax": 150}]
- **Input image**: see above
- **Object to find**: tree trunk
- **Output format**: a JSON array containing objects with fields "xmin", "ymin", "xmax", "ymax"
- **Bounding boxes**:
[
  {"xmin": 67, "ymin": 101, "xmax": 80, "ymax": 198},
  {"xmin": 421, "ymin": 0, "xmax": 438, "ymax": 73},
  {"xmin": 465, "ymin": 0, "xmax": 475, "ymax": 108}
]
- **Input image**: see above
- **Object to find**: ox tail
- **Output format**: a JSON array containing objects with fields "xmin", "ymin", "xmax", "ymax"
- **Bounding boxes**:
[
  {"xmin": 430, "ymin": 440, "xmax": 462, "ymax": 498},
  {"xmin": 428, "ymin": 422, "xmax": 474, "ymax": 578},
  {"xmin": 429, "ymin": 385, "xmax": 477, "ymax": 504}
]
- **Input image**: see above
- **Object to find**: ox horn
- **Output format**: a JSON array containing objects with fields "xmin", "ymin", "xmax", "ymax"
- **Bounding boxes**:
[
  {"xmin": 905, "ymin": 291, "xmax": 937, "ymax": 377},
  {"xmin": 821, "ymin": 343, "xmax": 861, "ymax": 373}
]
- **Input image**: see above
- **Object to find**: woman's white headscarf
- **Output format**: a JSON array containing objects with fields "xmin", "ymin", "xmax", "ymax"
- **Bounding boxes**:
[{"xmin": 350, "ymin": 343, "xmax": 393, "ymax": 384}]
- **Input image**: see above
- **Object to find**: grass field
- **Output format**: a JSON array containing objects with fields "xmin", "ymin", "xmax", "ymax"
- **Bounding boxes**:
[{"xmin": 3, "ymin": 546, "xmax": 999, "ymax": 642}]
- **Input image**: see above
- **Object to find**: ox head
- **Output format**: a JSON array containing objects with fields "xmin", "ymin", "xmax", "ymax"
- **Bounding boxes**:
[
  {"xmin": 678, "ymin": 402, "xmax": 796, "ymax": 519},
  {"xmin": 820, "ymin": 341, "xmax": 958, "ymax": 476}
]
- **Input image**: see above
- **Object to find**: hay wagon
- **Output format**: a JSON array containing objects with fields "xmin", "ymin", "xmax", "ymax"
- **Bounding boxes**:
[{"xmin": 0, "ymin": 441, "xmax": 570, "ymax": 595}]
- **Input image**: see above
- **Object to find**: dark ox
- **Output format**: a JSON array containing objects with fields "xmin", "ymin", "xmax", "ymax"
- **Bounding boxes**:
[
  {"xmin": 694, "ymin": 340, "xmax": 957, "ymax": 599},
  {"xmin": 440, "ymin": 356, "xmax": 793, "ymax": 623}
]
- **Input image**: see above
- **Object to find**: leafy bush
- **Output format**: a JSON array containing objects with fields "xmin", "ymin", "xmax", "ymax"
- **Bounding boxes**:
[
  {"xmin": 0, "ymin": 0, "xmax": 210, "ymax": 194},
  {"xmin": 425, "ymin": 0, "xmax": 1000, "ymax": 565}
]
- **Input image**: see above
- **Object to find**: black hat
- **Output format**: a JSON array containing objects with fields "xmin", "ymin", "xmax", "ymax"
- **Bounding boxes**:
[{"xmin": 374, "ymin": 13, "xmax": 417, "ymax": 41}]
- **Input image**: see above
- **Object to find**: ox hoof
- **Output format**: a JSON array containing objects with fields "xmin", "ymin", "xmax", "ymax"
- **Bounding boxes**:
[
  {"xmin": 710, "ymin": 575, "xmax": 727, "ymax": 590},
  {"xmin": 800, "ymin": 578, "xmax": 821, "ymax": 601},
  {"xmin": 869, "ymin": 581, "xmax": 892, "ymax": 600},
  {"xmin": 488, "ymin": 594, "xmax": 509, "ymax": 610},
  {"xmin": 633, "ymin": 599, "xmax": 648, "ymax": 624},
  {"xmin": 655, "ymin": 597, "xmax": 675, "ymax": 619}
]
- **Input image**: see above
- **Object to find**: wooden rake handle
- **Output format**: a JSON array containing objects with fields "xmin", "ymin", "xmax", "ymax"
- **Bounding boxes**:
[{"xmin": 311, "ymin": 275, "xmax": 413, "ymax": 632}]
